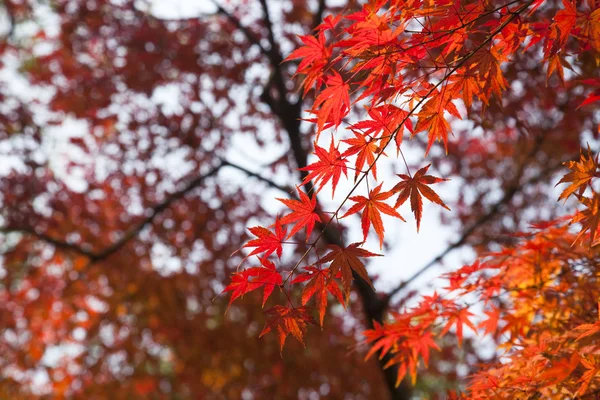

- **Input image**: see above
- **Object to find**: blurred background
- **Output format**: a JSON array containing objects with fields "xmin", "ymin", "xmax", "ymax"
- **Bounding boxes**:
[{"xmin": 0, "ymin": 0, "xmax": 596, "ymax": 398}]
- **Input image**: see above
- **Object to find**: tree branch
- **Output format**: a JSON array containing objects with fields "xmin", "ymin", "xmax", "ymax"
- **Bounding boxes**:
[
  {"xmin": 221, "ymin": 159, "xmax": 294, "ymax": 194},
  {"xmin": 312, "ymin": 0, "xmax": 327, "ymax": 30},
  {"xmin": 258, "ymin": 0, "xmax": 278, "ymax": 58},
  {"xmin": 0, "ymin": 227, "xmax": 98, "ymax": 258},
  {"xmin": 2, "ymin": 162, "xmax": 225, "ymax": 261},
  {"xmin": 210, "ymin": 0, "xmax": 269, "ymax": 56}
]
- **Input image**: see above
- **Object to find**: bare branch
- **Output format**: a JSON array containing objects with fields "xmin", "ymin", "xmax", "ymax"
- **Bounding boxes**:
[
  {"xmin": 221, "ymin": 159, "xmax": 294, "ymax": 194},
  {"xmin": 312, "ymin": 0, "xmax": 327, "ymax": 30},
  {"xmin": 258, "ymin": 0, "xmax": 279, "ymax": 58},
  {"xmin": 1, "ymin": 162, "xmax": 225, "ymax": 261},
  {"xmin": 209, "ymin": 0, "xmax": 269, "ymax": 55}
]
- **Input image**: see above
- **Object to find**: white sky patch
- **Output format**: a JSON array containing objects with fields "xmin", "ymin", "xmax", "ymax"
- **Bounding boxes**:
[{"xmin": 146, "ymin": 0, "xmax": 217, "ymax": 18}]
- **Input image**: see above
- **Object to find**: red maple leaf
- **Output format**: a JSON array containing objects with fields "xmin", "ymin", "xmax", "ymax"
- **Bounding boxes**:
[
  {"xmin": 222, "ymin": 257, "xmax": 282, "ymax": 309},
  {"xmin": 392, "ymin": 164, "xmax": 450, "ymax": 232},
  {"xmin": 350, "ymin": 105, "xmax": 413, "ymax": 151},
  {"xmin": 277, "ymin": 188, "xmax": 321, "ymax": 240},
  {"xmin": 286, "ymin": 32, "xmax": 331, "ymax": 74},
  {"xmin": 312, "ymin": 71, "xmax": 350, "ymax": 135},
  {"xmin": 292, "ymin": 266, "xmax": 344, "ymax": 326},
  {"xmin": 300, "ymin": 138, "xmax": 348, "ymax": 197},
  {"xmin": 242, "ymin": 218, "xmax": 287, "ymax": 259},
  {"xmin": 259, "ymin": 305, "xmax": 317, "ymax": 354},
  {"xmin": 342, "ymin": 183, "xmax": 405, "ymax": 248},
  {"xmin": 319, "ymin": 243, "xmax": 381, "ymax": 301},
  {"xmin": 285, "ymin": 32, "xmax": 331, "ymax": 95}
]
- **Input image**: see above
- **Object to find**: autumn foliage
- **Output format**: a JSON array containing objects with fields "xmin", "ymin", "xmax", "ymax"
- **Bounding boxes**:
[
  {"xmin": 224, "ymin": 0, "xmax": 600, "ymax": 397},
  {"xmin": 0, "ymin": 0, "xmax": 599, "ymax": 398}
]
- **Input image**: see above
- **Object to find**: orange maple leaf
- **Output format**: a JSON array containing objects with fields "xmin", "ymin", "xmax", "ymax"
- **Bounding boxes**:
[
  {"xmin": 478, "ymin": 305, "xmax": 501, "ymax": 337},
  {"xmin": 319, "ymin": 243, "xmax": 381, "ymax": 301},
  {"xmin": 575, "ymin": 301, "xmax": 600, "ymax": 341},
  {"xmin": 550, "ymin": 0, "xmax": 577, "ymax": 51},
  {"xmin": 585, "ymin": 8, "xmax": 600, "ymax": 53},
  {"xmin": 415, "ymin": 93, "xmax": 460, "ymax": 154},
  {"xmin": 300, "ymin": 138, "xmax": 348, "ymax": 197},
  {"xmin": 342, "ymin": 183, "xmax": 405, "ymax": 248},
  {"xmin": 440, "ymin": 307, "xmax": 477, "ymax": 346},
  {"xmin": 292, "ymin": 266, "xmax": 344, "ymax": 326},
  {"xmin": 450, "ymin": 68, "xmax": 481, "ymax": 108},
  {"xmin": 556, "ymin": 146, "xmax": 598, "ymax": 202},
  {"xmin": 577, "ymin": 356, "xmax": 600, "ymax": 396},
  {"xmin": 259, "ymin": 305, "xmax": 316, "ymax": 354},
  {"xmin": 469, "ymin": 46, "xmax": 508, "ymax": 103},
  {"xmin": 277, "ymin": 188, "xmax": 321, "ymax": 240},
  {"xmin": 571, "ymin": 193, "xmax": 600, "ymax": 246},
  {"xmin": 342, "ymin": 130, "xmax": 381, "ymax": 181},
  {"xmin": 538, "ymin": 353, "xmax": 580, "ymax": 386},
  {"xmin": 407, "ymin": 331, "xmax": 440, "ymax": 367},
  {"xmin": 392, "ymin": 164, "xmax": 450, "ymax": 232}
]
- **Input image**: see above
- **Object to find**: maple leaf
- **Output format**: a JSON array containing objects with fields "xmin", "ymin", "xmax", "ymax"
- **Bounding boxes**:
[
  {"xmin": 538, "ymin": 353, "xmax": 580, "ymax": 386},
  {"xmin": 415, "ymin": 93, "xmax": 460, "ymax": 154},
  {"xmin": 449, "ymin": 68, "xmax": 481, "ymax": 108},
  {"xmin": 440, "ymin": 307, "xmax": 477, "ymax": 346},
  {"xmin": 586, "ymin": 8, "xmax": 600, "ymax": 53},
  {"xmin": 551, "ymin": 0, "xmax": 577, "ymax": 50},
  {"xmin": 415, "ymin": 103, "xmax": 452, "ymax": 155},
  {"xmin": 285, "ymin": 32, "xmax": 331, "ymax": 96},
  {"xmin": 315, "ymin": 14, "xmax": 342, "ymax": 32},
  {"xmin": 259, "ymin": 305, "xmax": 316, "ymax": 354},
  {"xmin": 392, "ymin": 164, "xmax": 450, "ymax": 232},
  {"xmin": 408, "ymin": 331, "xmax": 440, "ymax": 368},
  {"xmin": 312, "ymin": 71, "xmax": 350, "ymax": 135},
  {"xmin": 319, "ymin": 243, "xmax": 381, "ymax": 301},
  {"xmin": 300, "ymin": 138, "xmax": 348, "ymax": 197},
  {"xmin": 556, "ymin": 146, "xmax": 598, "ymax": 202},
  {"xmin": 576, "ymin": 356, "xmax": 600, "ymax": 396},
  {"xmin": 342, "ymin": 130, "xmax": 381, "ymax": 181},
  {"xmin": 292, "ymin": 266, "xmax": 344, "ymax": 326},
  {"xmin": 222, "ymin": 257, "xmax": 282, "ymax": 309},
  {"xmin": 468, "ymin": 372, "xmax": 500, "ymax": 392},
  {"xmin": 350, "ymin": 105, "xmax": 413, "ymax": 151},
  {"xmin": 342, "ymin": 183, "xmax": 405, "ymax": 248},
  {"xmin": 574, "ymin": 301, "xmax": 600, "ymax": 341},
  {"xmin": 277, "ymin": 188, "xmax": 321, "ymax": 240},
  {"xmin": 478, "ymin": 305, "xmax": 501, "ymax": 336},
  {"xmin": 469, "ymin": 46, "xmax": 508, "ymax": 104},
  {"xmin": 242, "ymin": 219, "xmax": 287, "ymax": 259},
  {"xmin": 571, "ymin": 193, "xmax": 600, "ymax": 246},
  {"xmin": 286, "ymin": 32, "xmax": 331, "ymax": 73}
]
